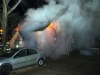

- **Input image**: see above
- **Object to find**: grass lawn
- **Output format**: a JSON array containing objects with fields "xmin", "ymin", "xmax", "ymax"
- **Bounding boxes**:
[{"xmin": 46, "ymin": 55, "xmax": 100, "ymax": 75}]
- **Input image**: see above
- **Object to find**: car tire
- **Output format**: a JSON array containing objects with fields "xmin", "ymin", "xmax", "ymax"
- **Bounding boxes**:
[
  {"xmin": 0, "ymin": 64, "xmax": 12, "ymax": 75},
  {"xmin": 37, "ymin": 58, "xmax": 44, "ymax": 67}
]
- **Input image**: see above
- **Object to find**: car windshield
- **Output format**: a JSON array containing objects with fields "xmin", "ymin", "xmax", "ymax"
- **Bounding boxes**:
[{"xmin": 0, "ymin": 48, "xmax": 19, "ymax": 57}]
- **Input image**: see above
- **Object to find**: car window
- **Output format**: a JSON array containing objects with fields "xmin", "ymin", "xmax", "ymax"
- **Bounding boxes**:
[
  {"xmin": 14, "ymin": 49, "xmax": 27, "ymax": 58},
  {"xmin": 28, "ymin": 49, "xmax": 38, "ymax": 55}
]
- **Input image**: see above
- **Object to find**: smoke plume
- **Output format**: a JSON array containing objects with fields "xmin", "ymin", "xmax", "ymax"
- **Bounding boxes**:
[{"xmin": 19, "ymin": 0, "xmax": 100, "ymax": 58}]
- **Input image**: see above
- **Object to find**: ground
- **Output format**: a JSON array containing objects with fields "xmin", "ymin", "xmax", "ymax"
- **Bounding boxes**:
[{"xmin": 10, "ymin": 55, "xmax": 100, "ymax": 75}]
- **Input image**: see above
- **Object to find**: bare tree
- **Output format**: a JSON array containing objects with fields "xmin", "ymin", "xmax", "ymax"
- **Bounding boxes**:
[{"xmin": 1, "ymin": 0, "xmax": 22, "ymax": 51}]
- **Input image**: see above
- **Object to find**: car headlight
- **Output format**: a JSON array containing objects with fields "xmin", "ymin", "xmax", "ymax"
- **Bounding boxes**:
[{"xmin": 0, "ymin": 63, "xmax": 2, "ymax": 66}]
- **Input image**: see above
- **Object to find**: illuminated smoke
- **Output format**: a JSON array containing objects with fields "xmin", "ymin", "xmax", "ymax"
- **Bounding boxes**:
[
  {"xmin": 19, "ymin": 21, "xmax": 49, "ymax": 49},
  {"xmin": 19, "ymin": 0, "xmax": 100, "ymax": 58}
]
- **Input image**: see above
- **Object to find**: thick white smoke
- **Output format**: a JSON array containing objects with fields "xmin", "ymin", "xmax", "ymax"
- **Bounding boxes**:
[
  {"xmin": 24, "ymin": 0, "xmax": 100, "ymax": 32},
  {"xmin": 19, "ymin": 0, "xmax": 100, "ymax": 58}
]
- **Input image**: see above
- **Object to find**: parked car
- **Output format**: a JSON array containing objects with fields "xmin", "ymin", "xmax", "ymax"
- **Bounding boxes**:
[{"xmin": 0, "ymin": 47, "xmax": 46, "ymax": 75}]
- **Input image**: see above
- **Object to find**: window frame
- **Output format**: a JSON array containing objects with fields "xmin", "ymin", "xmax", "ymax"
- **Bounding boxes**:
[
  {"xmin": 27, "ymin": 49, "xmax": 38, "ymax": 55},
  {"xmin": 13, "ymin": 49, "xmax": 27, "ymax": 58}
]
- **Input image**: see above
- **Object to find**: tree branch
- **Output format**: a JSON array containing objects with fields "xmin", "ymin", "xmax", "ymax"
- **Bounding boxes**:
[
  {"xmin": 7, "ymin": 0, "xmax": 10, "ymax": 5},
  {"xmin": 7, "ymin": 0, "xmax": 22, "ymax": 15}
]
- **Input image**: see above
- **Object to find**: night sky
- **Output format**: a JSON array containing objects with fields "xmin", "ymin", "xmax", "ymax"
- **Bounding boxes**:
[{"xmin": 9, "ymin": 0, "xmax": 48, "ymax": 16}]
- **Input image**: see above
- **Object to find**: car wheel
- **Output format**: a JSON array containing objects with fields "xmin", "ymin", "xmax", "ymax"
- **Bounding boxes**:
[
  {"xmin": 37, "ymin": 58, "xmax": 44, "ymax": 67},
  {"xmin": 0, "ymin": 64, "xmax": 12, "ymax": 75}
]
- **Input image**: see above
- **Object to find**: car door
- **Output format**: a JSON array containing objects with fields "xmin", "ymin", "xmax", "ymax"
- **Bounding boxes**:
[
  {"xmin": 27, "ymin": 49, "xmax": 39, "ymax": 65},
  {"xmin": 12, "ymin": 49, "xmax": 29, "ymax": 69}
]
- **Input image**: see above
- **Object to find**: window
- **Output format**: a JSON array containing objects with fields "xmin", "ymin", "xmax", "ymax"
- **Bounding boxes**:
[
  {"xmin": 14, "ymin": 49, "xmax": 27, "ymax": 58},
  {"xmin": 28, "ymin": 49, "xmax": 38, "ymax": 55}
]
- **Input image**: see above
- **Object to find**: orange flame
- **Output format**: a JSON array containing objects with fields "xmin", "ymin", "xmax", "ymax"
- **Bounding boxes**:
[
  {"xmin": 15, "ymin": 25, "xmax": 20, "ymax": 31},
  {"xmin": 48, "ymin": 22, "xmax": 55, "ymax": 28}
]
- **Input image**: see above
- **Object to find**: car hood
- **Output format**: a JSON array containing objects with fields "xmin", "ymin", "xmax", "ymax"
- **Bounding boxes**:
[
  {"xmin": 0, "ymin": 57, "xmax": 7, "ymax": 60},
  {"xmin": 0, "ymin": 57, "xmax": 10, "ymax": 63}
]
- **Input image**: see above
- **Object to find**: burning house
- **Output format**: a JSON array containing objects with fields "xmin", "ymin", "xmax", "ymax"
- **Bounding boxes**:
[
  {"xmin": 9, "ymin": 21, "xmax": 74, "ymax": 58},
  {"xmin": 9, "ymin": 0, "xmax": 75, "ymax": 58}
]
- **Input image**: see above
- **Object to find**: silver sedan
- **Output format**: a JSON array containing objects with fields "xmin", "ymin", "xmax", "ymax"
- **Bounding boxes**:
[{"xmin": 0, "ymin": 48, "xmax": 46, "ymax": 75}]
